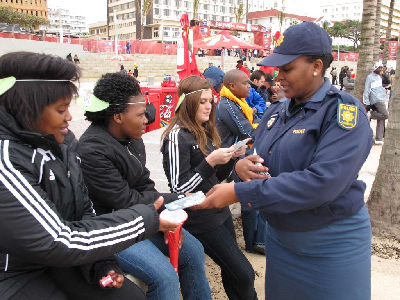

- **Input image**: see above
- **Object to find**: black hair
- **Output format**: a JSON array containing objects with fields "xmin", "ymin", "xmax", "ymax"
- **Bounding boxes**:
[
  {"xmin": 0, "ymin": 51, "xmax": 80, "ymax": 132},
  {"xmin": 250, "ymin": 69, "xmax": 266, "ymax": 81},
  {"xmin": 305, "ymin": 53, "xmax": 334, "ymax": 77},
  {"xmin": 390, "ymin": 69, "xmax": 395, "ymax": 75},
  {"xmin": 84, "ymin": 73, "xmax": 141, "ymax": 127}
]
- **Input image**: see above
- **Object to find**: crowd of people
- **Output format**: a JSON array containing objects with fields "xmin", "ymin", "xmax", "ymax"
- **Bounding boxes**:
[
  {"xmin": 0, "ymin": 21, "xmax": 383, "ymax": 300},
  {"xmin": 329, "ymin": 62, "xmax": 394, "ymax": 146}
]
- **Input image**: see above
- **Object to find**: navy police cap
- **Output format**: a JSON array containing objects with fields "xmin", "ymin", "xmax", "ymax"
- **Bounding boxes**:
[{"xmin": 258, "ymin": 22, "xmax": 332, "ymax": 67}]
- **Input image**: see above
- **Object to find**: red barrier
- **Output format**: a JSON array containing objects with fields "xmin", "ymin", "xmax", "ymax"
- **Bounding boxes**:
[
  {"xmin": 140, "ymin": 85, "xmax": 178, "ymax": 130},
  {"xmin": 0, "ymin": 33, "xmax": 178, "ymax": 55}
]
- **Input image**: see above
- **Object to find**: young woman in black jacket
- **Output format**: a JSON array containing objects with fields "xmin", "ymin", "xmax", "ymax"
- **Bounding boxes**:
[
  {"xmin": 78, "ymin": 73, "xmax": 211, "ymax": 300},
  {"xmin": 0, "ymin": 52, "xmax": 178, "ymax": 300},
  {"xmin": 161, "ymin": 75, "xmax": 258, "ymax": 300}
]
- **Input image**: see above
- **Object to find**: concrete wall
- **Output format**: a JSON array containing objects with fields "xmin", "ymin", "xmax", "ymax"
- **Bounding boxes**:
[{"xmin": 0, "ymin": 38, "xmax": 89, "ymax": 59}]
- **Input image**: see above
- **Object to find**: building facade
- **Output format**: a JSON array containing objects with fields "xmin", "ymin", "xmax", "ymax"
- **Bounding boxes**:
[
  {"xmin": 320, "ymin": 0, "xmax": 400, "ymax": 38},
  {"xmin": 89, "ymin": 21, "xmax": 108, "ymax": 38},
  {"xmin": 107, "ymin": 0, "xmax": 255, "ymax": 42},
  {"xmin": 0, "ymin": 0, "xmax": 48, "ymax": 18},
  {"xmin": 47, "ymin": 6, "xmax": 87, "ymax": 36}
]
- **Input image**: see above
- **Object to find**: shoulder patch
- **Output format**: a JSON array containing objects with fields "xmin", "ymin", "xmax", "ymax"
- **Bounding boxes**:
[{"xmin": 337, "ymin": 99, "xmax": 358, "ymax": 130}]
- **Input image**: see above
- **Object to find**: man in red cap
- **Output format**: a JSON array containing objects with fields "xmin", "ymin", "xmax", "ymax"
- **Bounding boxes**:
[{"xmin": 236, "ymin": 59, "xmax": 250, "ymax": 77}]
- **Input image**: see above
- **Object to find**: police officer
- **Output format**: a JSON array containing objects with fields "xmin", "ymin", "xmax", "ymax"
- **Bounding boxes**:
[{"xmin": 195, "ymin": 22, "xmax": 373, "ymax": 300}]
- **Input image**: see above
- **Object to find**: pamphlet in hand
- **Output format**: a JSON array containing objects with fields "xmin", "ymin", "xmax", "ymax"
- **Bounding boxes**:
[
  {"xmin": 165, "ymin": 191, "xmax": 206, "ymax": 211},
  {"xmin": 233, "ymin": 138, "xmax": 251, "ymax": 152}
]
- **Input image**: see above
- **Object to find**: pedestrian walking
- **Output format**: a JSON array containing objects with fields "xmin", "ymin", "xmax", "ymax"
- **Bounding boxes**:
[{"xmin": 363, "ymin": 63, "xmax": 389, "ymax": 145}]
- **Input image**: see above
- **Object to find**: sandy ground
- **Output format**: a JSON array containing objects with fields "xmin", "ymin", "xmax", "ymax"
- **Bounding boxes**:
[{"xmin": 68, "ymin": 93, "xmax": 400, "ymax": 299}]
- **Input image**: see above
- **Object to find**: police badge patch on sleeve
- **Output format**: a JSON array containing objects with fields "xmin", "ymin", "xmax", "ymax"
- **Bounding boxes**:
[{"xmin": 337, "ymin": 99, "xmax": 358, "ymax": 130}]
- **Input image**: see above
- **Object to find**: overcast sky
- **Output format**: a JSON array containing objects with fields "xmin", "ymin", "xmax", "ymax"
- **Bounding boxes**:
[{"xmin": 47, "ymin": 0, "xmax": 107, "ymax": 24}]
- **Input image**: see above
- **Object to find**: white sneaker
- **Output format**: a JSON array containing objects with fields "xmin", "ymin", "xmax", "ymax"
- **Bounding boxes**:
[{"xmin": 374, "ymin": 140, "xmax": 384, "ymax": 145}]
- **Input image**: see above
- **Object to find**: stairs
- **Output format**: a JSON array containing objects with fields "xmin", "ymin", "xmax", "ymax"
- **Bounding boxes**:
[{"xmin": 78, "ymin": 53, "xmax": 262, "ymax": 83}]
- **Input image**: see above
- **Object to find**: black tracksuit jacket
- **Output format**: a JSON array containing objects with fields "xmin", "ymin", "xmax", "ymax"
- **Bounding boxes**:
[{"xmin": 0, "ymin": 107, "xmax": 159, "ymax": 292}]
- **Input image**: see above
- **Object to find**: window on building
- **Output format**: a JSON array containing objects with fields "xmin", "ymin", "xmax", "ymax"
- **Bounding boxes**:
[
  {"xmin": 164, "ymin": 9, "xmax": 170, "ymax": 16},
  {"xmin": 203, "ymin": 14, "xmax": 208, "ymax": 19},
  {"xmin": 164, "ymin": 0, "xmax": 168, "ymax": 5},
  {"xmin": 220, "ymin": 6, "xmax": 225, "ymax": 13},
  {"xmin": 175, "ymin": 10, "xmax": 180, "ymax": 17},
  {"xmin": 155, "ymin": 8, "xmax": 160, "ymax": 15},
  {"xmin": 155, "ymin": 0, "xmax": 159, "ymax": 4},
  {"xmin": 204, "ymin": 4, "xmax": 208, "ymax": 10},
  {"xmin": 176, "ymin": 0, "xmax": 180, "ymax": 6},
  {"xmin": 229, "ymin": 7, "xmax": 233, "ymax": 13},
  {"xmin": 184, "ymin": 1, "xmax": 188, "ymax": 8}
]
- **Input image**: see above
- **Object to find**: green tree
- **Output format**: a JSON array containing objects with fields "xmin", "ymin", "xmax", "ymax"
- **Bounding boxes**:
[
  {"xmin": 192, "ymin": 0, "xmax": 200, "ymax": 20},
  {"xmin": 233, "ymin": 2, "xmax": 245, "ymax": 23},
  {"xmin": 328, "ymin": 19, "xmax": 361, "ymax": 52},
  {"xmin": 276, "ymin": 11, "xmax": 286, "ymax": 33},
  {"xmin": 353, "ymin": 0, "xmax": 377, "ymax": 103},
  {"xmin": 0, "ymin": 7, "xmax": 48, "ymax": 32},
  {"xmin": 382, "ymin": 0, "xmax": 395, "ymax": 65}
]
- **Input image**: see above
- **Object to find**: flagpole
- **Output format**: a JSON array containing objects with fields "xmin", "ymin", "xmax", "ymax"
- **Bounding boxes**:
[{"xmin": 221, "ymin": 47, "xmax": 225, "ymax": 71}]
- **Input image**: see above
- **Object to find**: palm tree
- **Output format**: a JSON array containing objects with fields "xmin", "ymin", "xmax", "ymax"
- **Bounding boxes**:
[
  {"xmin": 233, "ymin": 2, "xmax": 245, "ymax": 23},
  {"xmin": 135, "ymin": 0, "xmax": 153, "ymax": 39},
  {"xmin": 367, "ymin": 39, "xmax": 400, "ymax": 239},
  {"xmin": 276, "ymin": 11, "xmax": 286, "ymax": 34},
  {"xmin": 353, "ymin": 0, "xmax": 378, "ymax": 102},
  {"xmin": 373, "ymin": 0, "xmax": 382, "ymax": 62},
  {"xmin": 382, "ymin": 0, "xmax": 395, "ymax": 65},
  {"xmin": 192, "ymin": 0, "xmax": 200, "ymax": 21}
]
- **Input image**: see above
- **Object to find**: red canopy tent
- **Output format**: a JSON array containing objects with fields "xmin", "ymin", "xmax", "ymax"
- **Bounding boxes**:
[{"xmin": 193, "ymin": 30, "xmax": 262, "ymax": 70}]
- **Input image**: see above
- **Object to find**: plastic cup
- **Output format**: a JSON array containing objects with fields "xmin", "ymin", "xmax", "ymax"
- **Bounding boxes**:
[{"xmin": 159, "ymin": 209, "xmax": 188, "ymax": 273}]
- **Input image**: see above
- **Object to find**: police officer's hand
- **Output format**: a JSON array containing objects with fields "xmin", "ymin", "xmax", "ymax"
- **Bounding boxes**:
[
  {"xmin": 206, "ymin": 146, "xmax": 234, "ymax": 167},
  {"xmin": 235, "ymin": 155, "xmax": 270, "ymax": 181},
  {"xmin": 193, "ymin": 183, "xmax": 238, "ymax": 210}
]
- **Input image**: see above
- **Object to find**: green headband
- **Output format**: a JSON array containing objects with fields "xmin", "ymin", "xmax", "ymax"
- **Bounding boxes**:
[
  {"xmin": 77, "ymin": 94, "xmax": 147, "ymax": 112},
  {"xmin": 0, "ymin": 76, "xmax": 72, "ymax": 96},
  {"xmin": 77, "ymin": 94, "xmax": 110, "ymax": 112},
  {"xmin": 175, "ymin": 88, "xmax": 209, "ymax": 112}
]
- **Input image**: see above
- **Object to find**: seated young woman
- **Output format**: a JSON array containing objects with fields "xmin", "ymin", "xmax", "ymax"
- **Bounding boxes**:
[
  {"xmin": 161, "ymin": 75, "xmax": 258, "ymax": 300},
  {"xmin": 0, "ymin": 52, "xmax": 180, "ymax": 300},
  {"xmin": 78, "ymin": 73, "xmax": 211, "ymax": 300}
]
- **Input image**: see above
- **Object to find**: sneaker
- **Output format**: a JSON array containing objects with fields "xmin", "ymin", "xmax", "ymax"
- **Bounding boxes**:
[
  {"xmin": 374, "ymin": 140, "xmax": 384, "ymax": 145},
  {"xmin": 253, "ymin": 244, "xmax": 266, "ymax": 255}
]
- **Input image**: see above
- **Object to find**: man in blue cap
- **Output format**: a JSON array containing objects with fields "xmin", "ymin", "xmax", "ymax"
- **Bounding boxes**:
[{"xmin": 203, "ymin": 65, "xmax": 225, "ymax": 102}]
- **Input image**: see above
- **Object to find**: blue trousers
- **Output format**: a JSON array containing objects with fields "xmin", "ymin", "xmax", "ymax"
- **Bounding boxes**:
[
  {"xmin": 242, "ymin": 210, "xmax": 266, "ymax": 252},
  {"xmin": 116, "ymin": 230, "xmax": 211, "ymax": 300},
  {"xmin": 265, "ymin": 205, "xmax": 371, "ymax": 300},
  {"xmin": 193, "ymin": 217, "xmax": 258, "ymax": 300}
]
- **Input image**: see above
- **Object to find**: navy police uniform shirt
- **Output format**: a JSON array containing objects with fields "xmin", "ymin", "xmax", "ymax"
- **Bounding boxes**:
[{"xmin": 234, "ymin": 78, "xmax": 373, "ymax": 232}]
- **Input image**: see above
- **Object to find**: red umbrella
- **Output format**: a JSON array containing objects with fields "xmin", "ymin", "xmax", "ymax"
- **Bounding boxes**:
[
  {"xmin": 193, "ymin": 30, "xmax": 262, "ymax": 50},
  {"xmin": 193, "ymin": 30, "xmax": 261, "ymax": 70}
]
